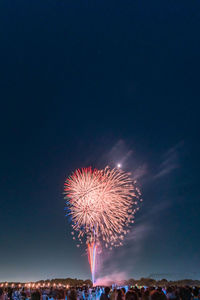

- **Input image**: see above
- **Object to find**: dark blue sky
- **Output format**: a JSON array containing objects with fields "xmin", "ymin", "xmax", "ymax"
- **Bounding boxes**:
[{"xmin": 0, "ymin": 0, "xmax": 200, "ymax": 282}]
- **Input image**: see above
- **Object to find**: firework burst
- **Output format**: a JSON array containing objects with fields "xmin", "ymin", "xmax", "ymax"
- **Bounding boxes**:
[{"xmin": 64, "ymin": 166, "xmax": 141, "ymax": 248}]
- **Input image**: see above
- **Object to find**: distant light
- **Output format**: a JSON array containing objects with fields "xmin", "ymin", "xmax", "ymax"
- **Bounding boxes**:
[{"xmin": 117, "ymin": 163, "xmax": 121, "ymax": 168}]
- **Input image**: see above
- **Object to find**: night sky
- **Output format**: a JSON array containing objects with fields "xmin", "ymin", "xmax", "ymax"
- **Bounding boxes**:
[{"xmin": 0, "ymin": 0, "xmax": 200, "ymax": 282}]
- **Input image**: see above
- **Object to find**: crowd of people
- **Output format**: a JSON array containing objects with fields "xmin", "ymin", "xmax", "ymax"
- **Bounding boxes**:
[{"xmin": 0, "ymin": 285, "xmax": 199, "ymax": 300}]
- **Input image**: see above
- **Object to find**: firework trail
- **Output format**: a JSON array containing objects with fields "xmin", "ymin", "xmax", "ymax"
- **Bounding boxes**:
[
  {"xmin": 88, "ymin": 242, "xmax": 97, "ymax": 284},
  {"xmin": 64, "ymin": 166, "xmax": 141, "ymax": 284}
]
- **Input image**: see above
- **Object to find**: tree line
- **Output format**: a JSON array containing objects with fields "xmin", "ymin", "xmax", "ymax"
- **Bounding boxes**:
[{"xmin": 1, "ymin": 277, "xmax": 200, "ymax": 287}]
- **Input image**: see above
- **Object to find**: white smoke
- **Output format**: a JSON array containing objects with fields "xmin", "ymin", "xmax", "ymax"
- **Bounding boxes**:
[{"xmin": 94, "ymin": 272, "xmax": 127, "ymax": 286}]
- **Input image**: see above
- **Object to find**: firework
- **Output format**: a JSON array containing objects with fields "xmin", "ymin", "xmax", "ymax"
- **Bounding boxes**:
[
  {"xmin": 64, "ymin": 166, "xmax": 141, "ymax": 283},
  {"xmin": 88, "ymin": 242, "xmax": 97, "ymax": 284}
]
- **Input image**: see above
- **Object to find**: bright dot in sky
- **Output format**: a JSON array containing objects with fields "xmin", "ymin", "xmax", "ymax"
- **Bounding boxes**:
[{"xmin": 117, "ymin": 163, "xmax": 121, "ymax": 168}]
